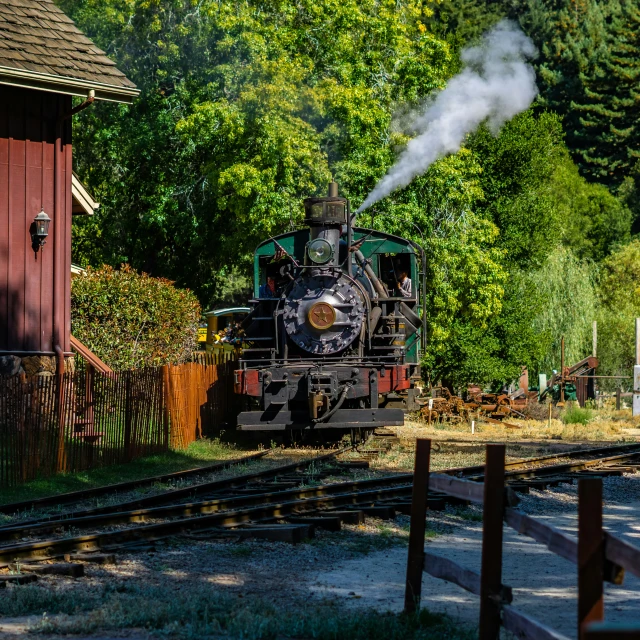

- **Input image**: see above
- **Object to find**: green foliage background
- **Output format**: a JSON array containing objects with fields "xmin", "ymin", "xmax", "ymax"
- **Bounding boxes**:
[
  {"xmin": 71, "ymin": 266, "xmax": 201, "ymax": 370},
  {"xmin": 60, "ymin": 0, "xmax": 640, "ymax": 386}
]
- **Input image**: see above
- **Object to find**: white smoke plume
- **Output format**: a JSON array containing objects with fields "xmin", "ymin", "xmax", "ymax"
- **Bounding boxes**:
[{"xmin": 356, "ymin": 20, "xmax": 538, "ymax": 213}]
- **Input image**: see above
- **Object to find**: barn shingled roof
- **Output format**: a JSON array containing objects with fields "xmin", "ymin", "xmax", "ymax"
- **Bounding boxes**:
[{"xmin": 0, "ymin": 0, "xmax": 138, "ymax": 103}]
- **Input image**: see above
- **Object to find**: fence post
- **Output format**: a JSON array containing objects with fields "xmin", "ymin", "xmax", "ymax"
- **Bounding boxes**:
[
  {"xmin": 578, "ymin": 478, "xmax": 604, "ymax": 640},
  {"xmin": 55, "ymin": 347, "xmax": 67, "ymax": 473},
  {"xmin": 124, "ymin": 371, "xmax": 132, "ymax": 461},
  {"xmin": 634, "ymin": 319, "xmax": 640, "ymax": 416},
  {"xmin": 162, "ymin": 365, "xmax": 170, "ymax": 450},
  {"xmin": 18, "ymin": 372, "xmax": 27, "ymax": 482},
  {"xmin": 616, "ymin": 387, "xmax": 621, "ymax": 411},
  {"xmin": 479, "ymin": 444, "xmax": 506, "ymax": 640},
  {"xmin": 404, "ymin": 438, "xmax": 431, "ymax": 614},
  {"xmin": 85, "ymin": 363, "xmax": 95, "ymax": 432}
]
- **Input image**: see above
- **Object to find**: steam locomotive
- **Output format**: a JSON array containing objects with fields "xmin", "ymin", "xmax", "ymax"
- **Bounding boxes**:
[{"xmin": 233, "ymin": 183, "xmax": 424, "ymax": 435}]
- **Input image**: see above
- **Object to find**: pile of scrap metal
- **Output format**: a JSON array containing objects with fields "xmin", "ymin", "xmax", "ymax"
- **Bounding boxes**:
[{"xmin": 419, "ymin": 386, "xmax": 537, "ymax": 423}]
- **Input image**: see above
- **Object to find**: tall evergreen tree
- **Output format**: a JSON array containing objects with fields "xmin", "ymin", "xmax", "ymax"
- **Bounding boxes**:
[{"xmin": 571, "ymin": 1, "xmax": 640, "ymax": 186}]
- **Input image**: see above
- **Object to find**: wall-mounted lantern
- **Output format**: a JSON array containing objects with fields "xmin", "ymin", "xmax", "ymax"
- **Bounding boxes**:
[{"xmin": 32, "ymin": 209, "xmax": 51, "ymax": 251}]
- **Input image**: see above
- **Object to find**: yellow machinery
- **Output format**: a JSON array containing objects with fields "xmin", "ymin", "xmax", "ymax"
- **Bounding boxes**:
[{"xmin": 203, "ymin": 307, "xmax": 250, "ymax": 357}]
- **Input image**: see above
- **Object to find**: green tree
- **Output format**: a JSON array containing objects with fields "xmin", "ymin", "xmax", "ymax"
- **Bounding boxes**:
[
  {"xmin": 551, "ymin": 155, "xmax": 632, "ymax": 261},
  {"xmin": 64, "ymin": 0, "xmax": 452, "ymax": 306},
  {"xmin": 570, "ymin": 1, "xmax": 640, "ymax": 186},
  {"xmin": 62, "ymin": 0, "xmax": 624, "ymax": 387},
  {"xmin": 71, "ymin": 265, "xmax": 201, "ymax": 370},
  {"xmin": 528, "ymin": 245, "xmax": 598, "ymax": 375},
  {"xmin": 428, "ymin": 273, "xmax": 547, "ymax": 389},
  {"xmin": 597, "ymin": 239, "xmax": 640, "ymax": 380},
  {"xmin": 424, "ymin": 0, "xmax": 506, "ymax": 48},
  {"xmin": 467, "ymin": 111, "xmax": 566, "ymax": 270}
]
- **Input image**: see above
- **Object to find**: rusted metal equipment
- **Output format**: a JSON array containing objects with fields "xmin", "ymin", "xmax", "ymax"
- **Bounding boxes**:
[
  {"xmin": 540, "ymin": 355, "xmax": 599, "ymax": 407},
  {"xmin": 420, "ymin": 386, "xmax": 535, "ymax": 422}
]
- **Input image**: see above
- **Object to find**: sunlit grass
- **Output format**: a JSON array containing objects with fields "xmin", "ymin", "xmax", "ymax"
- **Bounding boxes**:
[
  {"xmin": 1, "ymin": 583, "xmax": 474, "ymax": 640},
  {"xmin": 0, "ymin": 438, "xmax": 241, "ymax": 506}
]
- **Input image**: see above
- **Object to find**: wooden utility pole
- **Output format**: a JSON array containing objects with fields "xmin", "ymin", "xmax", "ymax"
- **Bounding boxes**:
[
  {"xmin": 592, "ymin": 321, "xmax": 597, "ymax": 357},
  {"xmin": 635, "ymin": 320, "xmax": 640, "ymax": 416},
  {"xmin": 560, "ymin": 336, "xmax": 566, "ymax": 405}
]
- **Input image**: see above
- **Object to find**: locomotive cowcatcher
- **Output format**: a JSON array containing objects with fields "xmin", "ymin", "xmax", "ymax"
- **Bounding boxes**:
[{"xmin": 234, "ymin": 183, "xmax": 424, "ymax": 434}]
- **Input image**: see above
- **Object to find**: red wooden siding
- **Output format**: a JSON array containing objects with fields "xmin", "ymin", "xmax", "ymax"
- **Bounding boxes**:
[{"xmin": 0, "ymin": 85, "xmax": 72, "ymax": 355}]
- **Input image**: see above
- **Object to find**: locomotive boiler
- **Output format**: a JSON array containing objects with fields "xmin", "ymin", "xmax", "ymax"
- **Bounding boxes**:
[{"xmin": 234, "ymin": 183, "xmax": 424, "ymax": 434}]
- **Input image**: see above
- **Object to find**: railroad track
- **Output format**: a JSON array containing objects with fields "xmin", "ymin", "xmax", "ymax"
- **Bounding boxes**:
[
  {"xmin": 1, "ymin": 441, "xmax": 639, "ymax": 577},
  {"xmin": 0, "ymin": 450, "xmax": 272, "ymax": 515}
]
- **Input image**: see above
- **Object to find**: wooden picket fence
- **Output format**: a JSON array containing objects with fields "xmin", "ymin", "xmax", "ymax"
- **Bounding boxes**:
[
  {"xmin": 0, "ymin": 356, "xmax": 238, "ymax": 487},
  {"xmin": 405, "ymin": 439, "xmax": 640, "ymax": 640}
]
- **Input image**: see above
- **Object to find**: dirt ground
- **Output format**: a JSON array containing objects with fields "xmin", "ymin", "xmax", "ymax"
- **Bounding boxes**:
[
  {"xmin": 310, "ymin": 483, "xmax": 640, "ymax": 639},
  {"xmin": 2, "ymin": 479, "xmax": 638, "ymax": 640},
  {"xmin": 1, "ymin": 422, "xmax": 639, "ymax": 639}
]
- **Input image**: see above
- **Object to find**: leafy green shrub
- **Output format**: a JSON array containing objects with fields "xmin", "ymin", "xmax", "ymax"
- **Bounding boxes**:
[
  {"xmin": 71, "ymin": 265, "xmax": 200, "ymax": 370},
  {"xmin": 562, "ymin": 404, "xmax": 594, "ymax": 426}
]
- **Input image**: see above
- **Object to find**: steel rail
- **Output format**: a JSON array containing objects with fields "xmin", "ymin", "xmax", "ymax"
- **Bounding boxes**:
[
  {"xmin": 0, "ymin": 451, "xmax": 271, "ymax": 515},
  {"xmin": 444, "ymin": 442, "xmax": 640, "ymax": 478},
  {"xmin": 4, "ymin": 442, "xmax": 638, "ymax": 535},
  {"xmin": 2, "ymin": 442, "xmax": 639, "ymax": 556},
  {"xmin": 459, "ymin": 449, "xmax": 640, "ymax": 482},
  {"xmin": 499, "ymin": 451, "xmax": 640, "ymax": 481},
  {"xmin": 0, "ymin": 483, "xmax": 416, "ymax": 564},
  {"xmin": 0, "ymin": 448, "xmax": 348, "ymax": 529},
  {"xmin": 0, "ymin": 474, "xmax": 415, "ymax": 542}
]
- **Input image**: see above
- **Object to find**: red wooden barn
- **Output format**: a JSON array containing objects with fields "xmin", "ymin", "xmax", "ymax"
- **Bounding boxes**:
[{"xmin": 0, "ymin": 0, "xmax": 138, "ymax": 375}]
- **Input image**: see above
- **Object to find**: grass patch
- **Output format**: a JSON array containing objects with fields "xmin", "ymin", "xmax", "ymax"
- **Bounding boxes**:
[
  {"xmin": 0, "ymin": 438, "xmax": 241, "ymax": 506},
  {"xmin": 450, "ymin": 506, "xmax": 484, "ymax": 523},
  {"xmin": 228, "ymin": 543, "xmax": 254, "ymax": 558},
  {"xmin": 5, "ymin": 583, "xmax": 473, "ymax": 640},
  {"xmin": 399, "ymin": 405, "xmax": 633, "ymax": 444},
  {"xmin": 561, "ymin": 404, "xmax": 594, "ymax": 426}
]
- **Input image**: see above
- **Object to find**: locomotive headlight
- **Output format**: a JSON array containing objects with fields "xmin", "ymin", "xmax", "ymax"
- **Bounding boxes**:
[{"xmin": 307, "ymin": 238, "xmax": 333, "ymax": 264}]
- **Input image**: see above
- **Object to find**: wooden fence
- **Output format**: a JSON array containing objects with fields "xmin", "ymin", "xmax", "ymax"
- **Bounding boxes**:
[
  {"xmin": 165, "ymin": 359, "xmax": 237, "ymax": 449},
  {"xmin": 405, "ymin": 439, "xmax": 640, "ymax": 640},
  {"xmin": 0, "ymin": 356, "xmax": 237, "ymax": 487}
]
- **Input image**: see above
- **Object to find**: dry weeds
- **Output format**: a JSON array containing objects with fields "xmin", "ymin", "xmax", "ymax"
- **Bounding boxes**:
[{"xmin": 404, "ymin": 404, "xmax": 640, "ymax": 445}]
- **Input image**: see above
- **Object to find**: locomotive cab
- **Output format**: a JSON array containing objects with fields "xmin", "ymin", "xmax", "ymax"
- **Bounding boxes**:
[{"xmin": 235, "ymin": 183, "xmax": 424, "ymax": 433}]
